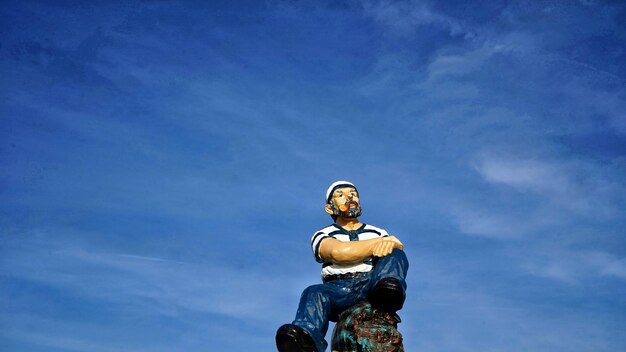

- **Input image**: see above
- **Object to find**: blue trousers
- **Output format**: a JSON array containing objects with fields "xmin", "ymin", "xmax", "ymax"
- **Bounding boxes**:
[{"xmin": 292, "ymin": 249, "xmax": 408, "ymax": 352}]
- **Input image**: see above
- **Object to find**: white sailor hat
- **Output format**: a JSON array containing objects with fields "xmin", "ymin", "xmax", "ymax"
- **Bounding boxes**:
[{"xmin": 326, "ymin": 181, "xmax": 358, "ymax": 204}]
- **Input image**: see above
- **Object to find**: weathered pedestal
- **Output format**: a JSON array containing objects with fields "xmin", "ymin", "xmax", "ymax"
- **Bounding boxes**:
[{"xmin": 330, "ymin": 301, "xmax": 404, "ymax": 352}]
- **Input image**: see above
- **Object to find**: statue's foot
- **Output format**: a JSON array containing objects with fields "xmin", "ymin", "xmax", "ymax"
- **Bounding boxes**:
[
  {"xmin": 369, "ymin": 277, "xmax": 405, "ymax": 312},
  {"xmin": 276, "ymin": 324, "xmax": 317, "ymax": 352}
]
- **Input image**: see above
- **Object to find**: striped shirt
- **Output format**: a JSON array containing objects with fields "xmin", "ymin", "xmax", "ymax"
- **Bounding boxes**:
[{"xmin": 311, "ymin": 223, "xmax": 390, "ymax": 278}]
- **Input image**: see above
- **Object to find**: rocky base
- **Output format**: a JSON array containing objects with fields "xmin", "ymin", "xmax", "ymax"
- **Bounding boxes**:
[{"xmin": 330, "ymin": 301, "xmax": 404, "ymax": 352}]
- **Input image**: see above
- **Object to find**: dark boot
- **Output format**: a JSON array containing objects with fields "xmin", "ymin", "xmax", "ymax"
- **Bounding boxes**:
[
  {"xmin": 276, "ymin": 324, "xmax": 317, "ymax": 352},
  {"xmin": 369, "ymin": 277, "xmax": 405, "ymax": 312}
]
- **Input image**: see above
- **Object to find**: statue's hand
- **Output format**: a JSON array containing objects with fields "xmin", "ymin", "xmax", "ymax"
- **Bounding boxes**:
[
  {"xmin": 384, "ymin": 236, "xmax": 404, "ymax": 250},
  {"xmin": 372, "ymin": 236, "xmax": 404, "ymax": 257},
  {"xmin": 372, "ymin": 240, "xmax": 395, "ymax": 257}
]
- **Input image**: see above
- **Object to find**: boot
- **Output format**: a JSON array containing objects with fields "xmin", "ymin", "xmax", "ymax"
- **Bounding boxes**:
[
  {"xmin": 276, "ymin": 324, "xmax": 317, "ymax": 352},
  {"xmin": 369, "ymin": 277, "xmax": 405, "ymax": 312}
]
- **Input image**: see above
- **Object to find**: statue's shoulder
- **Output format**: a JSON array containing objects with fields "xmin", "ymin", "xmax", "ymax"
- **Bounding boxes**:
[
  {"xmin": 311, "ymin": 224, "xmax": 337, "ymax": 238},
  {"xmin": 361, "ymin": 224, "xmax": 390, "ymax": 236}
]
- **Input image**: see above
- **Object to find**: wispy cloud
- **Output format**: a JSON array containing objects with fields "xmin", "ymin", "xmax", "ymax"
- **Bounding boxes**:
[
  {"xmin": 474, "ymin": 157, "xmax": 566, "ymax": 192},
  {"xmin": 363, "ymin": 0, "xmax": 472, "ymax": 38},
  {"xmin": 2, "ymin": 234, "xmax": 291, "ymax": 323},
  {"xmin": 404, "ymin": 253, "xmax": 623, "ymax": 352},
  {"xmin": 1, "ymin": 229, "xmax": 302, "ymax": 350},
  {"xmin": 473, "ymin": 153, "xmax": 624, "ymax": 219},
  {"xmin": 451, "ymin": 205, "xmax": 537, "ymax": 239},
  {"xmin": 1, "ymin": 329, "xmax": 156, "ymax": 352},
  {"xmin": 521, "ymin": 249, "xmax": 626, "ymax": 284}
]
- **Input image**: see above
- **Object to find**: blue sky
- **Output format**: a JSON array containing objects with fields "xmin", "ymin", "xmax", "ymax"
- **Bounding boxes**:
[{"xmin": 1, "ymin": 0, "xmax": 625, "ymax": 351}]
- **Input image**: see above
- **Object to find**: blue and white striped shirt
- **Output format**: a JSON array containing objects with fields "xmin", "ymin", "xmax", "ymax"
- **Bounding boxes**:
[{"xmin": 311, "ymin": 223, "xmax": 390, "ymax": 278}]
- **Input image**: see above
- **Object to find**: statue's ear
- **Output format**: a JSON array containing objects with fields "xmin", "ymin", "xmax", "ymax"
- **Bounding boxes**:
[{"xmin": 324, "ymin": 204, "xmax": 334, "ymax": 215}]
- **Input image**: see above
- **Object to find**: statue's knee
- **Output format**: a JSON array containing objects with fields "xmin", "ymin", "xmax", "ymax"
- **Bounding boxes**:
[
  {"xmin": 302, "ymin": 284, "xmax": 328, "ymax": 302},
  {"xmin": 390, "ymin": 248, "xmax": 408, "ymax": 266},
  {"xmin": 302, "ymin": 284, "xmax": 320, "ymax": 296},
  {"xmin": 391, "ymin": 248, "xmax": 406, "ymax": 259}
]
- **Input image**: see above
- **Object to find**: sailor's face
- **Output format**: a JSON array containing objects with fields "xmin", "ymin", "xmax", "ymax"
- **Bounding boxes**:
[
  {"xmin": 329, "ymin": 187, "xmax": 361, "ymax": 218},
  {"xmin": 331, "ymin": 187, "xmax": 359, "ymax": 210}
]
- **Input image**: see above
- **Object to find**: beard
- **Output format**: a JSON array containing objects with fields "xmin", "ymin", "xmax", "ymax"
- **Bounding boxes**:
[{"xmin": 330, "ymin": 200, "xmax": 362, "ymax": 218}]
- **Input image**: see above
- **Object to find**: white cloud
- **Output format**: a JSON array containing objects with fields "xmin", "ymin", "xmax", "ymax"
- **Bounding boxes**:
[
  {"xmin": 522, "ymin": 249, "xmax": 626, "ymax": 283},
  {"xmin": 403, "ymin": 254, "xmax": 622, "ymax": 352},
  {"xmin": 474, "ymin": 157, "xmax": 568, "ymax": 193},
  {"xmin": 363, "ymin": 0, "xmax": 470, "ymax": 37},
  {"xmin": 0, "ymin": 329, "xmax": 156, "ymax": 352},
  {"xmin": 473, "ymin": 153, "xmax": 623, "ymax": 219},
  {"xmin": 2, "ymin": 234, "xmax": 293, "ymax": 324},
  {"xmin": 426, "ymin": 45, "xmax": 492, "ymax": 79},
  {"xmin": 452, "ymin": 206, "xmax": 531, "ymax": 239}
]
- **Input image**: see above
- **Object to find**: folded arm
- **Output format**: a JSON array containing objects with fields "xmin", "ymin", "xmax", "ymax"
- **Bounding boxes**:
[{"xmin": 318, "ymin": 236, "xmax": 404, "ymax": 265}]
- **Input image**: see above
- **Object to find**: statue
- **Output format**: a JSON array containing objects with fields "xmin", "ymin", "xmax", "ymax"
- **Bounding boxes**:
[{"xmin": 276, "ymin": 181, "xmax": 409, "ymax": 352}]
